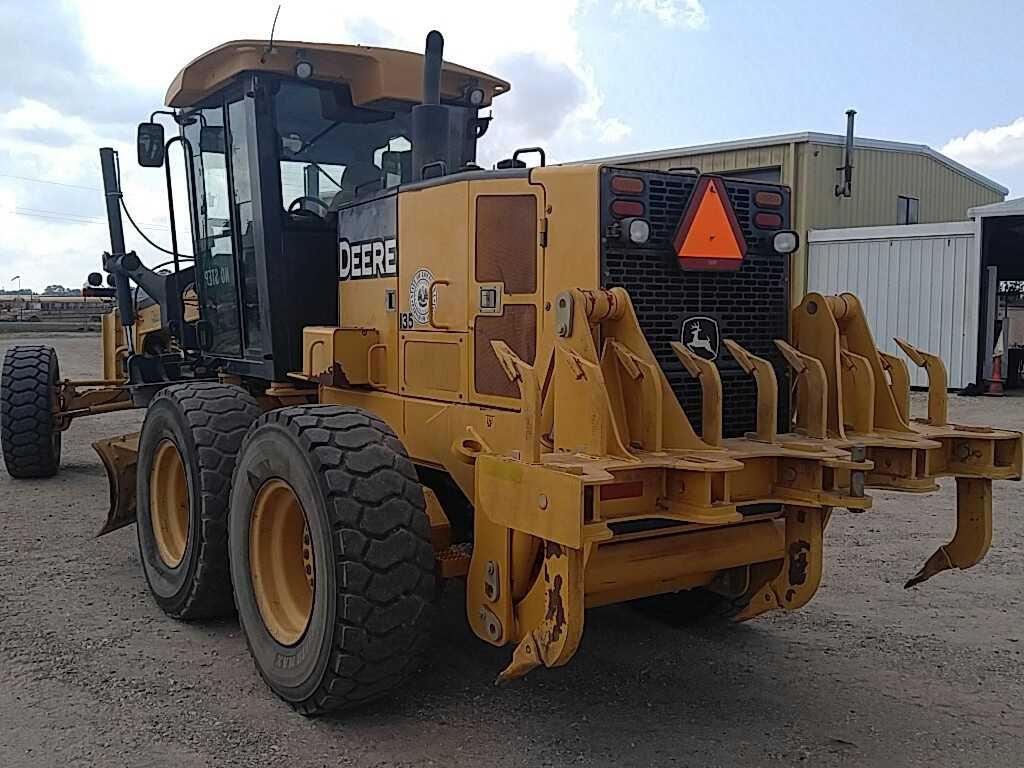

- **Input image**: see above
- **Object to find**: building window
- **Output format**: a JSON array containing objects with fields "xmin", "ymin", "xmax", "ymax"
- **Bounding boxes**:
[{"xmin": 897, "ymin": 195, "xmax": 920, "ymax": 224}]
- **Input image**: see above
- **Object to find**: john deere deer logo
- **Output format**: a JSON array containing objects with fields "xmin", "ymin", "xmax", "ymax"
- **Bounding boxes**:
[{"xmin": 682, "ymin": 316, "xmax": 720, "ymax": 361}]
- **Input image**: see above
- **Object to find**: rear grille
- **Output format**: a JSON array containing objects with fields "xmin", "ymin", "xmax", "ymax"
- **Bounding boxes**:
[
  {"xmin": 647, "ymin": 176, "xmax": 756, "ymax": 248},
  {"xmin": 601, "ymin": 169, "xmax": 790, "ymax": 438}
]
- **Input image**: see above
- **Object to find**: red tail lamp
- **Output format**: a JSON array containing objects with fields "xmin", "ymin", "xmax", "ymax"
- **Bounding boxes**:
[{"xmin": 611, "ymin": 199, "xmax": 645, "ymax": 217}]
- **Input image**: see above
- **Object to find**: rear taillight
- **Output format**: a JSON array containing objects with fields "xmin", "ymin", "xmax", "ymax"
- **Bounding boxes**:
[
  {"xmin": 754, "ymin": 211, "xmax": 783, "ymax": 229},
  {"xmin": 612, "ymin": 199, "xmax": 645, "ymax": 217},
  {"xmin": 754, "ymin": 190, "xmax": 783, "ymax": 208},
  {"xmin": 611, "ymin": 175, "xmax": 645, "ymax": 195}
]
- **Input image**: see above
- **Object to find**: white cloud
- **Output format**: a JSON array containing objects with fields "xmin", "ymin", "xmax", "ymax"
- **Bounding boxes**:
[
  {"xmin": 0, "ymin": 0, "xmax": 637, "ymax": 289},
  {"xmin": 0, "ymin": 93, "xmax": 184, "ymax": 292},
  {"xmin": 597, "ymin": 117, "xmax": 632, "ymax": 143},
  {"xmin": 73, "ymin": 0, "xmax": 630, "ymax": 162},
  {"xmin": 941, "ymin": 117, "xmax": 1024, "ymax": 175},
  {"xmin": 0, "ymin": 187, "xmax": 15, "ymax": 231},
  {"xmin": 616, "ymin": 0, "xmax": 708, "ymax": 28}
]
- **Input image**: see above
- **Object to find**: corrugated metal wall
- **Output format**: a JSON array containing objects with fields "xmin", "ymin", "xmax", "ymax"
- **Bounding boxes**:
[
  {"xmin": 807, "ymin": 227, "xmax": 979, "ymax": 388},
  {"xmin": 798, "ymin": 144, "xmax": 1003, "ymax": 229},
  {"xmin": 623, "ymin": 143, "xmax": 792, "ymax": 178}
]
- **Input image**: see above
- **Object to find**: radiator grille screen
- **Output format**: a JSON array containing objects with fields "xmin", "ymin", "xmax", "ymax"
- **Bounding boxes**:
[
  {"xmin": 474, "ymin": 304, "xmax": 537, "ymax": 398},
  {"xmin": 475, "ymin": 195, "xmax": 538, "ymax": 294},
  {"xmin": 601, "ymin": 169, "xmax": 790, "ymax": 437}
]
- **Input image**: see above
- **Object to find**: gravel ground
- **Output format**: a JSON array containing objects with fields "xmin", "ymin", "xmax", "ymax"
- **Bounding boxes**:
[{"xmin": 1, "ymin": 333, "xmax": 1022, "ymax": 768}]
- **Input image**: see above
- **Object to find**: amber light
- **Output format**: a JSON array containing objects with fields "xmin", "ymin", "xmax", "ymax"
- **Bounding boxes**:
[
  {"xmin": 612, "ymin": 199, "xmax": 645, "ymax": 217},
  {"xmin": 611, "ymin": 175, "xmax": 645, "ymax": 195},
  {"xmin": 754, "ymin": 211, "xmax": 783, "ymax": 229},
  {"xmin": 754, "ymin": 190, "xmax": 783, "ymax": 208}
]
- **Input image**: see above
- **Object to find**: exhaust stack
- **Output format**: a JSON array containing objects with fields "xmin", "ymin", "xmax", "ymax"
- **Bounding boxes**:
[
  {"xmin": 835, "ymin": 108, "xmax": 856, "ymax": 198},
  {"xmin": 411, "ymin": 30, "xmax": 450, "ymax": 180}
]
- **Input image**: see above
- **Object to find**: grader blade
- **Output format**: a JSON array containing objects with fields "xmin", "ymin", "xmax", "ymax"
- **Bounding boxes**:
[{"xmin": 93, "ymin": 432, "xmax": 139, "ymax": 536}]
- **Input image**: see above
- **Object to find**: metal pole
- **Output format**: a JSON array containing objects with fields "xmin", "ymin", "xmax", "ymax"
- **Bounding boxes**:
[{"xmin": 982, "ymin": 265, "xmax": 997, "ymax": 383}]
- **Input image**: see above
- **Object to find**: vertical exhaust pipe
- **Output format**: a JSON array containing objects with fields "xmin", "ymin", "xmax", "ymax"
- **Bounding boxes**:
[
  {"xmin": 422, "ymin": 29, "xmax": 442, "ymax": 106},
  {"xmin": 411, "ymin": 30, "xmax": 449, "ymax": 180},
  {"xmin": 835, "ymin": 109, "xmax": 856, "ymax": 198}
]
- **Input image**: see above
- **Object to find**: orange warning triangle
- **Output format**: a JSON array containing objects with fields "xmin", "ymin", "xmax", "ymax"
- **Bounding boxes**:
[{"xmin": 673, "ymin": 176, "xmax": 747, "ymax": 270}]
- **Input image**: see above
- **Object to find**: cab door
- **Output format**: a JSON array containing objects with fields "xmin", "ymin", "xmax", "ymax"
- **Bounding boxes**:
[
  {"xmin": 183, "ymin": 91, "xmax": 268, "ymax": 360},
  {"xmin": 185, "ymin": 104, "xmax": 242, "ymax": 357}
]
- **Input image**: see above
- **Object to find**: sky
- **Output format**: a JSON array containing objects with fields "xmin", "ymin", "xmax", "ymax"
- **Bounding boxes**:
[{"xmin": 1, "ymin": 0, "xmax": 1022, "ymax": 291}]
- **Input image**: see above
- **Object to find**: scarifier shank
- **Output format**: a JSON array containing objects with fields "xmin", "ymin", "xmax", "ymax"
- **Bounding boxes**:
[{"xmin": 461, "ymin": 287, "xmax": 1022, "ymax": 680}]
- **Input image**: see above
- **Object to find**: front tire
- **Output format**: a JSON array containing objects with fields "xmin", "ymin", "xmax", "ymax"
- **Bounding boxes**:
[
  {"xmin": 1, "ymin": 345, "xmax": 61, "ymax": 478},
  {"xmin": 229, "ymin": 406, "xmax": 436, "ymax": 715},
  {"xmin": 136, "ymin": 382, "xmax": 261, "ymax": 619}
]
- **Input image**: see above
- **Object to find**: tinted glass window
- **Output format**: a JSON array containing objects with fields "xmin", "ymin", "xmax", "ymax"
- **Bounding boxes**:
[
  {"xmin": 184, "ymin": 106, "xmax": 241, "ymax": 356},
  {"xmin": 898, "ymin": 195, "xmax": 920, "ymax": 225},
  {"xmin": 273, "ymin": 80, "xmax": 478, "ymax": 211},
  {"xmin": 228, "ymin": 98, "xmax": 264, "ymax": 354}
]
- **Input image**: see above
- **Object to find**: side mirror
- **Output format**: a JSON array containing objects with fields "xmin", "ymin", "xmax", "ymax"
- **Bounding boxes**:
[{"xmin": 137, "ymin": 122, "xmax": 165, "ymax": 167}]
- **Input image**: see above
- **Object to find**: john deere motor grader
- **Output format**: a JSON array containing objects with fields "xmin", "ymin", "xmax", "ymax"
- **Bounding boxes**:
[{"xmin": 2, "ymin": 31, "xmax": 1021, "ymax": 715}]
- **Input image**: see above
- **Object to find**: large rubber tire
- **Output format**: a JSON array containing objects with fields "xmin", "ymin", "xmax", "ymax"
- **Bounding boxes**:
[
  {"xmin": 136, "ymin": 382, "xmax": 261, "ymax": 620},
  {"xmin": 1, "ymin": 345, "xmax": 61, "ymax": 478},
  {"xmin": 229, "ymin": 405, "xmax": 437, "ymax": 716},
  {"xmin": 631, "ymin": 587, "xmax": 751, "ymax": 626}
]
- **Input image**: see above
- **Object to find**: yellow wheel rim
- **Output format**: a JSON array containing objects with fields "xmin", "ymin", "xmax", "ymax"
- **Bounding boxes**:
[
  {"xmin": 250, "ymin": 479, "xmax": 315, "ymax": 646},
  {"xmin": 150, "ymin": 439, "xmax": 190, "ymax": 568}
]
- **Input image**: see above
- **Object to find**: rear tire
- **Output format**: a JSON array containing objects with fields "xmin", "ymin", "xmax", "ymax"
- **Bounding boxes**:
[
  {"xmin": 229, "ymin": 405, "xmax": 437, "ymax": 715},
  {"xmin": 1, "ymin": 345, "xmax": 61, "ymax": 478},
  {"xmin": 136, "ymin": 382, "xmax": 261, "ymax": 620}
]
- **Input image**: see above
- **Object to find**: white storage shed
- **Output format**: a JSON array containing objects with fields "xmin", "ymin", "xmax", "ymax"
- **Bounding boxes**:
[{"xmin": 807, "ymin": 222, "xmax": 980, "ymax": 389}]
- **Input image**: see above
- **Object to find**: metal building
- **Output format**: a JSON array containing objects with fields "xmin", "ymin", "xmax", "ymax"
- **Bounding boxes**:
[
  {"xmin": 806, "ymin": 222, "xmax": 979, "ymax": 389},
  {"xmin": 597, "ymin": 132, "xmax": 1007, "ymax": 305}
]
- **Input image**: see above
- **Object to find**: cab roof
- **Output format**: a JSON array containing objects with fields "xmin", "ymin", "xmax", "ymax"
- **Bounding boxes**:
[{"xmin": 165, "ymin": 39, "xmax": 510, "ymax": 109}]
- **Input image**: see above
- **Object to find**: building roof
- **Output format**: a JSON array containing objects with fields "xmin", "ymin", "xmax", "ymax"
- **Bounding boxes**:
[
  {"xmin": 166, "ymin": 39, "xmax": 509, "ymax": 109},
  {"xmin": 592, "ymin": 132, "xmax": 1008, "ymax": 196},
  {"xmin": 968, "ymin": 197, "xmax": 1024, "ymax": 218}
]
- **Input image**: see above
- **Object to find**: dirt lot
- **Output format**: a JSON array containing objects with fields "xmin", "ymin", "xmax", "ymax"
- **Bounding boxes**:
[{"xmin": 1, "ymin": 332, "xmax": 1022, "ymax": 767}]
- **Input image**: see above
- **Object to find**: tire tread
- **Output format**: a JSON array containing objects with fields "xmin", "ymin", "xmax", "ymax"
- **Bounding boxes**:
[
  {"xmin": 236, "ymin": 405, "xmax": 436, "ymax": 715},
  {"xmin": 1, "ymin": 345, "xmax": 60, "ymax": 478},
  {"xmin": 143, "ymin": 382, "xmax": 261, "ymax": 619}
]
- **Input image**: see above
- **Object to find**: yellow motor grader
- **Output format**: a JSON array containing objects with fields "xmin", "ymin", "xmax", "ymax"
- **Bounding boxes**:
[{"xmin": 1, "ymin": 31, "xmax": 1020, "ymax": 715}]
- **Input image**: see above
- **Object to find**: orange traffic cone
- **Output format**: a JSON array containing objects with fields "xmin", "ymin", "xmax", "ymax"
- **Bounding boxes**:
[{"xmin": 985, "ymin": 352, "xmax": 1005, "ymax": 396}]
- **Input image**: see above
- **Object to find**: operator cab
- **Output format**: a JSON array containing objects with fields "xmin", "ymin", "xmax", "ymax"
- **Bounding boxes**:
[{"xmin": 131, "ymin": 37, "xmax": 507, "ymax": 381}]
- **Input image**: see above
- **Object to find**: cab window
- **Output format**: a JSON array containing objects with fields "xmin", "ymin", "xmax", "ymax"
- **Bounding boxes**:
[{"xmin": 274, "ymin": 80, "xmax": 413, "ymax": 213}]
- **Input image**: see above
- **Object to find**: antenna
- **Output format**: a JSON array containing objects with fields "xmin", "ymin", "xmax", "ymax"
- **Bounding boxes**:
[{"xmin": 261, "ymin": 4, "xmax": 282, "ymax": 63}]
